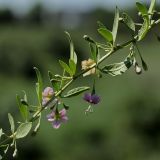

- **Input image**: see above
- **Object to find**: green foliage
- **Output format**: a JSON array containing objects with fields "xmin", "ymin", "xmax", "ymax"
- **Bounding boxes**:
[
  {"xmin": 63, "ymin": 86, "xmax": 90, "ymax": 98},
  {"xmin": 98, "ymin": 28, "xmax": 113, "ymax": 43},
  {"xmin": 16, "ymin": 122, "xmax": 32, "ymax": 139},
  {"xmin": 89, "ymin": 43, "xmax": 99, "ymax": 62},
  {"xmin": 0, "ymin": 129, "xmax": 2, "ymax": 140},
  {"xmin": 0, "ymin": 0, "xmax": 160, "ymax": 159},
  {"xmin": 34, "ymin": 67, "xmax": 43, "ymax": 107},
  {"xmin": 100, "ymin": 54, "xmax": 133, "ymax": 76},
  {"xmin": 138, "ymin": 17, "xmax": 149, "ymax": 41},
  {"xmin": 136, "ymin": 2, "xmax": 148, "ymax": 16},
  {"xmin": 16, "ymin": 95, "xmax": 28, "ymax": 121},
  {"xmin": 59, "ymin": 60, "xmax": 73, "ymax": 76},
  {"xmin": 8, "ymin": 113, "xmax": 15, "ymax": 134},
  {"xmin": 112, "ymin": 7, "xmax": 119, "ymax": 44},
  {"xmin": 48, "ymin": 71, "xmax": 61, "ymax": 92},
  {"xmin": 122, "ymin": 12, "xmax": 135, "ymax": 32}
]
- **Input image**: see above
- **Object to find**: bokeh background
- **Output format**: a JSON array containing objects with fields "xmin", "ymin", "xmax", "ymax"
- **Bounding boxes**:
[{"xmin": 0, "ymin": 0, "xmax": 160, "ymax": 160}]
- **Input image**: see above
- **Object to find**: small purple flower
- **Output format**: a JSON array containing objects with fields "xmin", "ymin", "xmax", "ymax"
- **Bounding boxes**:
[
  {"xmin": 42, "ymin": 87, "xmax": 54, "ymax": 105},
  {"xmin": 47, "ymin": 109, "xmax": 68, "ymax": 129},
  {"xmin": 83, "ymin": 93, "xmax": 100, "ymax": 105}
]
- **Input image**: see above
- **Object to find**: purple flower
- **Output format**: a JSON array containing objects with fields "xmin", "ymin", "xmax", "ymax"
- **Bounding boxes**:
[
  {"xmin": 47, "ymin": 109, "xmax": 68, "ymax": 129},
  {"xmin": 83, "ymin": 93, "xmax": 100, "ymax": 105},
  {"xmin": 42, "ymin": 87, "xmax": 54, "ymax": 105}
]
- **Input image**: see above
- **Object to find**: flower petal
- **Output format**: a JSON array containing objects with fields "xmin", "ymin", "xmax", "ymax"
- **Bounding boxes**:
[
  {"xmin": 60, "ymin": 109, "xmax": 67, "ymax": 117},
  {"xmin": 91, "ymin": 94, "xmax": 100, "ymax": 104},
  {"xmin": 83, "ymin": 93, "xmax": 92, "ymax": 103},
  {"xmin": 52, "ymin": 120, "xmax": 61, "ymax": 129}
]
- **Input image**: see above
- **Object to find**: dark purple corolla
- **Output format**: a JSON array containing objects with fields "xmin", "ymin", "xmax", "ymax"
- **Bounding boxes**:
[
  {"xmin": 83, "ymin": 93, "xmax": 100, "ymax": 105},
  {"xmin": 47, "ymin": 109, "xmax": 68, "ymax": 129}
]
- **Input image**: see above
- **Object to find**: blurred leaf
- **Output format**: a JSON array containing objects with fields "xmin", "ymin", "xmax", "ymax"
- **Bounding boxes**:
[
  {"xmin": 0, "ymin": 155, "xmax": 2, "ymax": 160},
  {"xmin": 97, "ymin": 21, "xmax": 106, "ymax": 28},
  {"xmin": 156, "ymin": 34, "xmax": 160, "ymax": 42},
  {"xmin": 0, "ymin": 128, "xmax": 3, "ymax": 140},
  {"xmin": 69, "ymin": 59, "xmax": 76, "ymax": 75},
  {"xmin": 112, "ymin": 7, "xmax": 119, "ymax": 43},
  {"xmin": 16, "ymin": 95, "xmax": 28, "ymax": 121},
  {"xmin": 63, "ymin": 86, "xmax": 90, "ymax": 98},
  {"xmin": 90, "ymin": 43, "xmax": 98, "ymax": 62},
  {"xmin": 148, "ymin": 0, "xmax": 156, "ymax": 14},
  {"xmin": 16, "ymin": 122, "xmax": 32, "ymax": 139},
  {"xmin": 65, "ymin": 31, "xmax": 77, "ymax": 64},
  {"xmin": 136, "ymin": 2, "xmax": 148, "ymax": 16},
  {"xmin": 13, "ymin": 145, "xmax": 17, "ymax": 158},
  {"xmin": 32, "ymin": 114, "xmax": 41, "ymax": 136},
  {"xmin": 48, "ymin": 71, "xmax": 61, "ymax": 91},
  {"xmin": 34, "ymin": 67, "xmax": 43, "ymax": 106},
  {"xmin": 63, "ymin": 103, "xmax": 69, "ymax": 110},
  {"xmin": 101, "ymin": 54, "xmax": 133, "ymax": 76},
  {"xmin": 98, "ymin": 28, "xmax": 113, "ymax": 43},
  {"xmin": 59, "ymin": 60, "xmax": 73, "ymax": 76},
  {"xmin": 83, "ymin": 35, "xmax": 95, "ymax": 44},
  {"xmin": 138, "ymin": 18, "xmax": 149, "ymax": 41},
  {"xmin": 4, "ymin": 144, "xmax": 9, "ymax": 154},
  {"xmin": 8, "ymin": 113, "xmax": 15, "ymax": 134},
  {"xmin": 122, "ymin": 12, "xmax": 135, "ymax": 32},
  {"xmin": 141, "ymin": 58, "xmax": 148, "ymax": 71}
]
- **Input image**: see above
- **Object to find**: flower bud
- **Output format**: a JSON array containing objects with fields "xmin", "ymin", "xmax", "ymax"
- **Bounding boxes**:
[{"xmin": 135, "ymin": 64, "xmax": 142, "ymax": 75}]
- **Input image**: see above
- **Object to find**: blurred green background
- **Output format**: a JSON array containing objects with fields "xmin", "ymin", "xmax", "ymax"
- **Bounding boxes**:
[{"xmin": 0, "ymin": 1, "xmax": 160, "ymax": 160}]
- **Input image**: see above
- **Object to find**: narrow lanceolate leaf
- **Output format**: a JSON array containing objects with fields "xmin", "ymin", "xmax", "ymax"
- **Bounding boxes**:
[
  {"xmin": 59, "ymin": 60, "xmax": 73, "ymax": 76},
  {"xmin": 136, "ymin": 2, "xmax": 148, "ymax": 16},
  {"xmin": 90, "ymin": 43, "xmax": 98, "ymax": 62},
  {"xmin": 138, "ymin": 18, "xmax": 149, "ymax": 41},
  {"xmin": 34, "ymin": 67, "xmax": 43, "ymax": 106},
  {"xmin": 65, "ymin": 31, "xmax": 77, "ymax": 64},
  {"xmin": 0, "ymin": 128, "xmax": 3, "ymax": 140},
  {"xmin": 16, "ymin": 122, "xmax": 32, "ymax": 139},
  {"xmin": 148, "ymin": 0, "xmax": 156, "ymax": 14},
  {"xmin": 101, "ymin": 54, "xmax": 133, "ymax": 76},
  {"xmin": 32, "ymin": 114, "xmax": 41, "ymax": 136},
  {"xmin": 8, "ymin": 113, "xmax": 15, "ymax": 134},
  {"xmin": 16, "ymin": 95, "xmax": 28, "ymax": 121},
  {"xmin": 122, "ymin": 12, "xmax": 135, "ymax": 32},
  {"xmin": 48, "ymin": 71, "xmax": 61, "ymax": 91},
  {"xmin": 98, "ymin": 28, "xmax": 113, "ymax": 43},
  {"xmin": 69, "ymin": 59, "xmax": 76, "ymax": 75},
  {"xmin": 112, "ymin": 7, "xmax": 119, "ymax": 43},
  {"xmin": 63, "ymin": 86, "xmax": 90, "ymax": 98}
]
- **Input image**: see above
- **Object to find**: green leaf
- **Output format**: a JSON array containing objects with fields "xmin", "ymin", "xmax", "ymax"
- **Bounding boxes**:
[
  {"xmin": 8, "ymin": 113, "xmax": 15, "ymax": 134},
  {"xmin": 136, "ymin": 2, "xmax": 148, "ymax": 16},
  {"xmin": 59, "ymin": 60, "xmax": 73, "ymax": 76},
  {"xmin": 122, "ymin": 12, "xmax": 135, "ymax": 32},
  {"xmin": 112, "ymin": 7, "xmax": 119, "ymax": 43},
  {"xmin": 32, "ymin": 114, "xmax": 41, "ymax": 136},
  {"xmin": 89, "ymin": 43, "xmax": 98, "ymax": 62},
  {"xmin": 16, "ymin": 122, "xmax": 32, "ymax": 139},
  {"xmin": 34, "ymin": 67, "xmax": 43, "ymax": 106},
  {"xmin": 98, "ymin": 28, "xmax": 113, "ymax": 42},
  {"xmin": 101, "ymin": 54, "xmax": 133, "ymax": 76},
  {"xmin": 63, "ymin": 86, "xmax": 90, "ymax": 98},
  {"xmin": 4, "ymin": 144, "xmax": 9, "ymax": 154},
  {"xmin": 0, "ymin": 155, "xmax": 2, "ymax": 160},
  {"xmin": 148, "ymin": 0, "xmax": 156, "ymax": 14},
  {"xmin": 65, "ymin": 31, "xmax": 77, "ymax": 64},
  {"xmin": 83, "ymin": 35, "xmax": 95, "ymax": 44},
  {"xmin": 97, "ymin": 21, "xmax": 106, "ymax": 29},
  {"xmin": 48, "ymin": 71, "xmax": 61, "ymax": 91},
  {"xmin": 0, "ymin": 128, "xmax": 2, "ymax": 140},
  {"xmin": 138, "ymin": 17, "xmax": 149, "ymax": 41},
  {"xmin": 69, "ymin": 59, "xmax": 76, "ymax": 75},
  {"xmin": 141, "ymin": 58, "xmax": 148, "ymax": 71},
  {"xmin": 16, "ymin": 95, "xmax": 28, "ymax": 121}
]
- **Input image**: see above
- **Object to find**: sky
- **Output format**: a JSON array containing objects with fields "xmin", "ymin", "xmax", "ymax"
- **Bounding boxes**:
[{"xmin": 0, "ymin": 0, "xmax": 157, "ymax": 14}]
